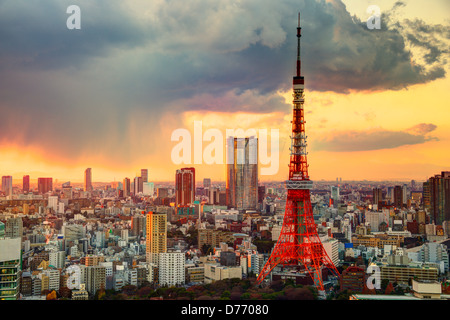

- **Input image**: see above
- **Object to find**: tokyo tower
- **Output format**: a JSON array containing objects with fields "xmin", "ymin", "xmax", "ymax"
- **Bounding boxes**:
[{"xmin": 256, "ymin": 13, "xmax": 340, "ymax": 296}]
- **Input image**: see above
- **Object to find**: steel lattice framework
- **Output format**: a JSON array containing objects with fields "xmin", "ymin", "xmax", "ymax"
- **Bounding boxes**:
[{"xmin": 256, "ymin": 13, "xmax": 340, "ymax": 294}]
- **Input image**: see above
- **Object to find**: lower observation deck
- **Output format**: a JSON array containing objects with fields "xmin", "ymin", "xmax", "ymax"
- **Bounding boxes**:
[{"xmin": 285, "ymin": 179, "xmax": 313, "ymax": 190}]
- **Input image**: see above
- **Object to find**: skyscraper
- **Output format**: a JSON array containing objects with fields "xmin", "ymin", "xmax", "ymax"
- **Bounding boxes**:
[
  {"xmin": 373, "ymin": 187, "xmax": 383, "ymax": 209},
  {"xmin": 84, "ymin": 168, "xmax": 93, "ymax": 192},
  {"xmin": 131, "ymin": 214, "xmax": 145, "ymax": 237},
  {"xmin": 123, "ymin": 178, "xmax": 131, "ymax": 197},
  {"xmin": 175, "ymin": 167, "xmax": 195, "ymax": 207},
  {"xmin": 141, "ymin": 169, "xmax": 148, "ymax": 183},
  {"xmin": 37, "ymin": 177, "xmax": 53, "ymax": 194},
  {"xmin": 429, "ymin": 171, "xmax": 450, "ymax": 225},
  {"xmin": 394, "ymin": 185, "xmax": 403, "ymax": 208},
  {"xmin": 226, "ymin": 136, "xmax": 258, "ymax": 210},
  {"xmin": 146, "ymin": 212, "xmax": 167, "ymax": 264},
  {"xmin": 134, "ymin": 176, "xmax": 143, "ymax": 195},
  {"xmin": 1, "ymin": 176, "xmax": 13, "ymax": 197},
  {"xmin": 23, "ymin": 175, "xmax": 30, "ymax": 193}
]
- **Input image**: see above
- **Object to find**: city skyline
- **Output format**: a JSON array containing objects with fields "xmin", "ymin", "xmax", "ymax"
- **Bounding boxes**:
[
  {"xmin": 2, "ymin": 1, "xmax": 450, "ymax": 304},
  {"xmin": 1, "ymin": 0, "xmax": 449, "ymax": 183}
]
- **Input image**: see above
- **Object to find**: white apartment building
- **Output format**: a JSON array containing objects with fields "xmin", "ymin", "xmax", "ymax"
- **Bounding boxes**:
[
  {"xmin": 159, "ymin": 251, "xmax": 185, "ymax": 287},
  {"xmin": 49, "ymin": 250, "xmax": 66, "ymax": 269}
]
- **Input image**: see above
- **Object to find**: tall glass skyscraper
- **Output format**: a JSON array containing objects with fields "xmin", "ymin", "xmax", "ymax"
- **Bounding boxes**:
[{"xmin": 226, "ymin": 136, "xmax": 258, "ymax": 210}]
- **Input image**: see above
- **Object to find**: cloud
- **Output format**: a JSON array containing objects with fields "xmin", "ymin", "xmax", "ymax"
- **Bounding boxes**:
[
  {"xmin": 406, "ymin": 123, "xmax": 438, "ymax": 135},
  {"xmin": 312, "ymin": 124, "xmax": 438, "ymax": 152},
  {"xmin": 0, "ymin": 0, "xmax": 146, "ymax": 70},
  {"xmin": 0, "ymin": 0, "xmax": 449, "ymax": 171}
]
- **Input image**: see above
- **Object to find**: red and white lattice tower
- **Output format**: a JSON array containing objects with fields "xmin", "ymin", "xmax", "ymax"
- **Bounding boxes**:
[{"xmin": 256, "ymin": 13, "xmax": 340, "ymax": 296}]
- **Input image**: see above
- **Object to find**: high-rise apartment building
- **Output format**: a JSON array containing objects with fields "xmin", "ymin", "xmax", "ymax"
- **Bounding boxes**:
[
  {"xmin": 49, "ymin": 251, "xmax": 66, "ymax": 269},
  {"xmin": 43, "ymin": 269, "xmax": 60, "ymax": 291},
  {"xmin": 146, "ymin": 212, "xmax": 167, "ymax": 264},
  {"xmin": 84, "ymin": 168, "xmax": 93, "ymax": 192},
  {"xmin": 393, "ymin": 185, "xmax": 403, "ymax": 208},
  {"xmin": 373, "ymin": 187, "xmax": 383, "ymax": 209},
  {"xmin": 158, "ymin": 251, "xmax": 185, "ymax": 287},
  {"xmin": 23, "ymin": 175, "xmax": 30, "ymax": 193},
  {"xmin": 131, "ymin": 214, "xmax": 145, "ymax": 237},
  {"xmin": 423, "ymin": 181, "xmax": 431, "ymax": 211},
  {"xmin": 5, "ymin": 217, "xmax": 23, "ymax": 239},
  {"xmin": 428, "ymin": 171, "xmax": 450, "ymax": 225},
  {"xmin": 134, "ymin": 176, "xmax": 143, "ymax": 195},
  {"xmin": 1, "ymin": 176, "xmax": 13, "ymax": 197},
  {"xmin": 175, "ymin": 168, "xmax": 195, "ymax": 207},
  {"xmin": 85, "ymin": 265, "xmax": 106, "ymax": 296},
  {"xmin": 226, "ymin": 136, "xmax": 258, "ymax": 210},
  {"xmin": 37, "ymin": 177, "xmax": 53, "ymax": 194},
  {"xmin": 123, "ymin": 178, "xmax": 131, "ymax": 197}
]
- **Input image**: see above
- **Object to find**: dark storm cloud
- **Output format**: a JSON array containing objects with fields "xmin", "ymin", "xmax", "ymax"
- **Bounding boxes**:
[
  {"xmin": 312, "ymin": 123, "xmax": 439, "ymax": 152},
  {"xmin": 0, "ymin": 0, "xmax": 145, "ymax": 70},
  {"xmin": 1, "ymin": 0, "xmax": 449, "ymax": 97},
  {"xmin": 0, "ymin": 0, "xmax": 448, "ymax": 165}
]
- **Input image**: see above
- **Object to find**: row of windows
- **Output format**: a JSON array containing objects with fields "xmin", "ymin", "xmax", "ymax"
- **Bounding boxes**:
[
  {"xmin": 0, "ymin": 269, "xmax": 18, "ymax": 275},
  {"xmin": 0, "ymin": 290, "xmax": 17, "ymax": 297}
]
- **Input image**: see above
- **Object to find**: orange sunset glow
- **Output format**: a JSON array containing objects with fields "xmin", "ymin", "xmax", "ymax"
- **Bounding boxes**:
[{"xmin": 1, "ymin": 0, "xmax": 449, "ymax": 185}]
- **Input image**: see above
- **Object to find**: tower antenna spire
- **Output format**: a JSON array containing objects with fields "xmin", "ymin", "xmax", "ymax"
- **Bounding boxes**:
[{"xmin": 296, "ymin": 12, "xmax": 302, "ymax": 77}]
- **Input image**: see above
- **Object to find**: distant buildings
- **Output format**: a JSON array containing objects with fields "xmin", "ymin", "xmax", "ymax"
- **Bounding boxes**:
[
  {"xmin": 372, "ymin": 187, "xmax": 383, "ymax": 210},
  {"xmin": 141, "ymin": 169, "xmax": 148, "ymax": 183},
  {"xmin": 5, "ymin": 217, "xmax": 23, "ymax": 239},
  {"xmin": 84, "ymin": 168, "xmax": 93, "ymax": 192},
  {"xmin": 123, "ymin": 177, "xmax": 131, "ymax": 197},
  {"xmin": 23, "ymin": 175, "xmax": 30, "ymax": 193},
  {"xmin": 37, "ymin": 177, "xmax": 53, "ymax": 194},
  {"xmin": 393, "ymin": 185, "xmax": 403, "ymax": 208},
  {"xmin": 134, "ymin": 176, "xmax": 143, "ymax": 195},
  {"xmin": 1, "ymin": 175, "xmax": 13, "ymax": 197}
]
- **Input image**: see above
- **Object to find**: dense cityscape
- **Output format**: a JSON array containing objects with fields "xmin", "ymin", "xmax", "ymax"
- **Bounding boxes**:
[
  {"xmin": 1, "ymin": 168, "xmax": 450, "ymax": 301},
  {"xmin": 1, "ymin": 0, "xmax": 449, "ymax": 311}
]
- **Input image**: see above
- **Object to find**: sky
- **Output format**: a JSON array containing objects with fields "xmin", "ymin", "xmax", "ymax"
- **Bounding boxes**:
[{"xmin": 0, "ymin": 0, "xmax": 449, "ymax": 184}]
